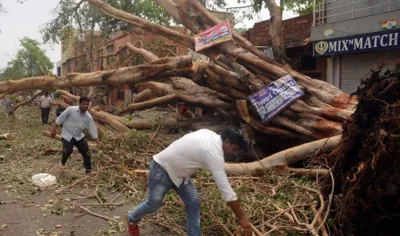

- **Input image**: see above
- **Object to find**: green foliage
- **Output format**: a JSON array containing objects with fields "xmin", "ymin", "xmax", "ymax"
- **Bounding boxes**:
[
  {"xmin": 0, "ymin": 37, "xmax": 53, "ymax": 81},
  {"xmin": 212, "ymin": 0, "xmax": 320, "ymax": 19},
  {"xmin": 41, "ymin": 0, "xmax": 171, "ymax": 46}
]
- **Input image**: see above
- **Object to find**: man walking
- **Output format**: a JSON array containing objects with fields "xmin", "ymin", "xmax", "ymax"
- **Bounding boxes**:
[
  {"xmin": 38, "ymin": 91, "xmax": 53, "ymax": 124},
  {"xmin": 127, "ymin": 127, "xmax": 253, "ymax": 236},
  {"xmin": 50, "ymin": 96, "xmax": 100, "ymax": 174}
]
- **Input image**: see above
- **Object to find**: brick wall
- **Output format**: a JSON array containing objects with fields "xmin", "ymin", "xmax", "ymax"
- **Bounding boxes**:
[{"xmin": 242, "ymin": 14, "xmax": 313, "ymax": 47}]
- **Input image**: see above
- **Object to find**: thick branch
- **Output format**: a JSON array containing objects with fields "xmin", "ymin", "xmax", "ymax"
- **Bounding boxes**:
[
  {"xmin": 225, "ymin": 135, "xmax": 341, "ymax": 176},
  {"xmin": 87, "ymin": 0, "xmax": 194, "ymax": 49},
  {"xmin": 0, "ymin": 56, "xmax": 193, "ymax": 94},
  {"xmin": 119, "ymin": 94, "xmax": 176, "ymax": 114},
  {"xmin": 133, "ymin": 88, "xmax": 154, "ymax": 103}
]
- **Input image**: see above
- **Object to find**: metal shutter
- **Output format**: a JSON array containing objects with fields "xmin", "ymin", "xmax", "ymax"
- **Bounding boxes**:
[{"xmin": 341, "ymin": 49, "xmax": 400, "ymax": 94}]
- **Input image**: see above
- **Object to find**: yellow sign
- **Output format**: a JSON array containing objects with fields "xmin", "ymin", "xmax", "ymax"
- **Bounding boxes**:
[{"xmin": 315, "ymin": 41, "xmax": 328, "ymax": 55}]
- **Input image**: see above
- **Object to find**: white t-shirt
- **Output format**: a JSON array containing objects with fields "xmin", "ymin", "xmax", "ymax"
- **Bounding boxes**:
[
  {"xmin": 153, "ymin": 129, "xmax": 237, "ymax": 202},
  {"xmin": 38, "ymin": 95, "xmax": 53, "ymax": 108}
]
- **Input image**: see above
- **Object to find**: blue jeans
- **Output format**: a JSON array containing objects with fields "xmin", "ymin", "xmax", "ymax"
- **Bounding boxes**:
[{"xmin": 128, "ymin": 160, "xmax": 201, "ymax": 236}]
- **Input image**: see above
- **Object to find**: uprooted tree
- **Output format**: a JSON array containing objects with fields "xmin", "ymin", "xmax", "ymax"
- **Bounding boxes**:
[{"xmin": 0, "ymin": 0, "xmax": 358, "ymax": 170}]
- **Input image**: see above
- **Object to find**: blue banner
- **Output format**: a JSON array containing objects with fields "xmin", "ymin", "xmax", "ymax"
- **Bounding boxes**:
[
  {"xmin": 313, "ymin": 28, "xmax": 400, "ymax": 56},
  {"xmin": 248, "ymin": 74, "xmax": 304, "ymax": 123}
]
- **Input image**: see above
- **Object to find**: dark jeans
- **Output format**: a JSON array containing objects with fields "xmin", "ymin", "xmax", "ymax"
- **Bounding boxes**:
[
  {"xmin": 62, "ymin": 138, "xmax": 92, "ymax": 171},
  {"xmin": 40, "ymin": 107, "xmax": 50, "ymax": 124}
]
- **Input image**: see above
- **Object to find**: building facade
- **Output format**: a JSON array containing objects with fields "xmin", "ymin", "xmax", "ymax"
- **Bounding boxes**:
[
  {"xmin": 312, "ymin": 0, "xmax": 400, "ymax": 93},
  {"xmin": 60, "ymin": 29, "xmax": 188, "ymax": 105},
  {"xmin": 242, "ymin": 14, "xmax": 328, "ymax": 81}
]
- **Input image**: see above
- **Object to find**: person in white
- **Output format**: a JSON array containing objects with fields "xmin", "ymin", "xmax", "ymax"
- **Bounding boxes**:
[
  {"xmin": 127, "ymin": 127, "xmax": 252, "ymax": 236},
  {"xmin": 38, "ymin": 91, "xmax": 53, "ymax": 124}
]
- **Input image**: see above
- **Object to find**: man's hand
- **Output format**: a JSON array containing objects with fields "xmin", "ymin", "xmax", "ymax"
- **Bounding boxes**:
[
  {"xmin": 239, "ymin": 218, "xmax": 252, "ymax": 236},
  {"xmin": 50, "ymin": 127, "xmax": 57, "ymax": 138},
  {"xmin": 227, "ymin": 201, "xmax": 253, "ymax": 235},
  {"xmin": 95, "ymin": 138, "xmax": 101, "ymax": 144},
  {"xmin": 51, "ymin": 124, "xmax": 59, "ymax": 138}
]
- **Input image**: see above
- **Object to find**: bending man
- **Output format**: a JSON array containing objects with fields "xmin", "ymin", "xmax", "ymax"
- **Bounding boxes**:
[{"xmin": 127, "ymin": 127, "xmax": 252, "ymax": 236}]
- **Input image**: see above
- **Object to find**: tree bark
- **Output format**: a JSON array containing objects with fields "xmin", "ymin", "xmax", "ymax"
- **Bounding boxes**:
[
  {"xmin": 264, "ymin": 0, "xmax": 288, "ymax": 64},
  {"xmin": 0, "ymin": 56, "xmax": 193, "ymax": 94},
  {"xmin": 133, "ymin": 88, "xmax": 154, "ymax": 103},
  {"xmin": 224, "ymin": 135, "xmax": 341, "ymax": 176}
]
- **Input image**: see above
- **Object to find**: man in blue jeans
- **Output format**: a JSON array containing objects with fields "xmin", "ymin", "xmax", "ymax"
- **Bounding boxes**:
[{"xmin": 127, "ymin": 127, "xmax": 252, "ymax": 236}]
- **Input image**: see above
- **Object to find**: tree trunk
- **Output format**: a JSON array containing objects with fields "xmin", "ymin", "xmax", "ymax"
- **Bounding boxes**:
[{"xmin": 264, "ymin": 0, "xmax": 289, "ymax": 64}]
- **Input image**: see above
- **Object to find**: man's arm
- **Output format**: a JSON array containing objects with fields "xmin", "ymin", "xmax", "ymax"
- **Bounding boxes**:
[
  {"xmin": 227, "ymin": 201, "xmax": 251, "ymax": 234},
  {"xmin": 88, "ymin": 117, "xmax": 100, "ymax": 144},
  {"xmin": 37, "ymin": 96, "xmax": 42, "ymax": 107},
  {"xmin": 51, "ymin": 107, "xmax": 70, "ymax": 137},
  {"xmin": 206, "ymin": 163, "xmax": 252, "ymax": 235}
]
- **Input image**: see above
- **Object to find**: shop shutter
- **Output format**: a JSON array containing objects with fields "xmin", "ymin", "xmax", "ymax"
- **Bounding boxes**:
[{"xmin": 341, "ymin": 49, "xmax": 400, "ymax": 94}]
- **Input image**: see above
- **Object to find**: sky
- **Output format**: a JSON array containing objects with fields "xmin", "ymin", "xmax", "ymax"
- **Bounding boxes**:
[{"xmin": 0, "ymin": 0, "xmax": 296, "ymax": 72}]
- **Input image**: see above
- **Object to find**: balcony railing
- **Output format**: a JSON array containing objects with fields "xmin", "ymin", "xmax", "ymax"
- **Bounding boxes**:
[{"xmin": 313, "ymin": 0, "xmax": 400, "ymax": 26}]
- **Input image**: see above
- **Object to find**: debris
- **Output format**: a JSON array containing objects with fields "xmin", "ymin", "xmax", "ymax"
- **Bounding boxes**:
[
  {"xmin": 31, "ymin": 173, "xmax": 57, "ymax": 187},
  {"xmin": 327, "ymin": 64, "xmax": 400, "ymax": 235}
]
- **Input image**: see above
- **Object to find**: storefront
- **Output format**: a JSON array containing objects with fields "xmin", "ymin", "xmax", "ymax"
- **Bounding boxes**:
[{"xmin": 313, "ymin": 28, "xmax": 400, "ymax": 94}]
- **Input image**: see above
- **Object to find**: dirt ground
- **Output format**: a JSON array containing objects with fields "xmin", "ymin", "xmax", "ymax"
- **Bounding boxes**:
[
  {"xmin": 0, "ymin": 106, "xmax": 324, "ymax": 236},
  {"xmin": 0, "ymin": 107, "xmax": 174, "ymax": 236}
]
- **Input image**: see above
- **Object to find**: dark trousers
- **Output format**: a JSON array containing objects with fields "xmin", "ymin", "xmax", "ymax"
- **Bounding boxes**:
[
  {"xmin": 62, "ymin": 138, "xmax": 91, "ymax": 171},
  {"xmin": 56, "ymin": 108, "xmax": 64, "ymax": 117},
  {"xmin": 41, "ymin": 107, "xmax": 50, "ymax": 124}
]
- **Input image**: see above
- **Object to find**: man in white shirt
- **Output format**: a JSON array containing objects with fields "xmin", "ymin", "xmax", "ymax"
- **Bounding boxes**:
[
  {"xmin": 38, "ymin": 91, "xmax": 53, "ymax": 124},
  {"xmin": 127, "ymin": 127, "xmax": 252, "ymax": 236},
  {"xmin": 50, "ymin": 96, "xmax": 100, "ymax": 174}
]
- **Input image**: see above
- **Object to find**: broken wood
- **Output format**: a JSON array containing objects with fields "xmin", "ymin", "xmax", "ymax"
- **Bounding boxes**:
[
  {"xmin": 0, "ymin": 133, "xmax": 12, "ymax": 140},
  {"xmin": 79, "ymin": 205, "xmax": 118, "ymax": 223}
]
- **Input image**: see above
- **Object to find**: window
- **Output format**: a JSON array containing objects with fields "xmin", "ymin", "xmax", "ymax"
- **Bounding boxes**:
[
  {"xmin": 76, "ymin": 56, "xmax": 87, "ymax": 72},
  {"xmin": 97, "ymin": 49, "xmax": 104, "ymax": 69},
  {"xmin": 106, "ymin": 45, "xmax": 114, "ymax": 54},
  {"xmin": 120, "ymin": 48, "xmax": 127, "ymax": 61},
  {"xmin": 107, "ymin": 56, "xmax": 115, "ymax": 66},
  {"xmin": 66, "ymin": 59, "xmax": 72, "ymax": 73},
  {"xmin": 106, "ymin": 45, "xmax": 115, "ymax": 66},
  {"xmin": 117, "ymin": 88, "xmax": 124, "ymax": 100}
]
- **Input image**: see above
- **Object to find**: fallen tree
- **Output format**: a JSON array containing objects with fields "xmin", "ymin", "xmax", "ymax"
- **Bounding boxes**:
[{"xmin": 0, "ymin": 0, "xmax": 357, "ymax": 154}]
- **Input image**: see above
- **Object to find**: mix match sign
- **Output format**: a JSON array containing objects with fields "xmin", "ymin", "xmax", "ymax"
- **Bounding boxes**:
[
  {"xmin": 248, "ymin": 74, "xmax": 304, "ymax": 123},
  {"xmin": 194, "ymin": 20, "xmax": 232, "ymax": 52},
  {"xmin": 314, "ymin": 28, "xmax": 400, "ymax": 56}
]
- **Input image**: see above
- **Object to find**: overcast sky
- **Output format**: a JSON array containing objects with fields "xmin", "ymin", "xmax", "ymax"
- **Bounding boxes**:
[{"xmin": 0, "ymin": 0, "xmax": 296, "ymax": 71}]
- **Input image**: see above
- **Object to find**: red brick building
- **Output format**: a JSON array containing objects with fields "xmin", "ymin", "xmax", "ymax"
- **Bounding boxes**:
[
  {"xmin": 242, "ymin": 14, "xmax": 327, "ymax": 81},
  {"xmin": 61, "ymin": 28, "xmax": 189, "ymax": 106}
]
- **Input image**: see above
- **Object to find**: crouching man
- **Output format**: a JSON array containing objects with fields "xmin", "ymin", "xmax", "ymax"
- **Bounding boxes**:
[{"xmin": 127, "ymin": 127, "xmax": 252, "ymax": 236}]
